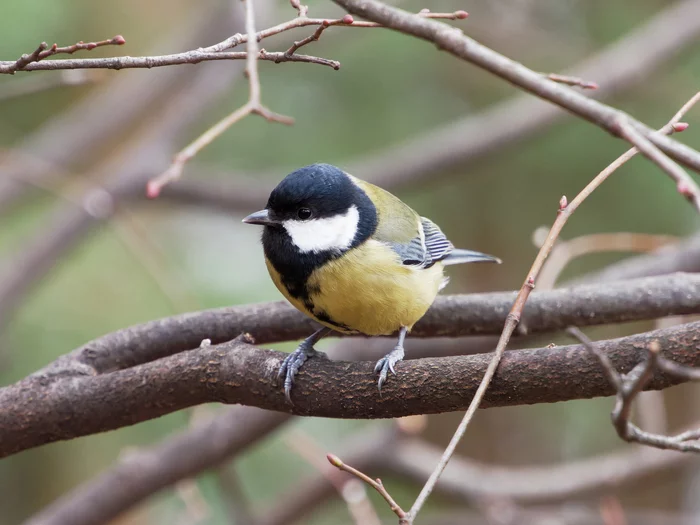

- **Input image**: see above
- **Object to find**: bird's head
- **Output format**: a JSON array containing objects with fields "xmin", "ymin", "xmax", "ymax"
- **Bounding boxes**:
[{"xmin": 243, "ymin": 163, "xmax": 376, "ymax": 254}]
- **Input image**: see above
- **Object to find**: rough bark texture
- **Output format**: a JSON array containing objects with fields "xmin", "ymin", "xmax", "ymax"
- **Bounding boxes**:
[{"xmin": 2, "ymin": 320, "xmax": 699, "ymax": 458}]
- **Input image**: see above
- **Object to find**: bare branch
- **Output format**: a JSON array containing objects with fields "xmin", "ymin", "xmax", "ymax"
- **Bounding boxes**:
[
  {"xmin": 145, "ymin": 0, "xmax": 296, "ymax": 197},
  {"xmin": 386, "ymin": 438, "xmax": 692, "ymax": 504},
  {"xmin": 23, "ymin": 406, "xmax": 289, "ymax": 525},
  {"xmin": 3, "ymin": 314, "xmax": 700, "ymax": 459},
  {"xmin": 334, "ymin": 0, "xmax": 700, "ymax": 177},
  {"xmin": 617, "ymin": 117, "xmax": 700, "ymax": 211},
  {"xmin": 33, "ymin": 272, "xmax": 700, "ymax": 379},
  {"xmin": 568, "ymin": 327, "xmax": 700, "ymax": 453},
  {"xmin": 0, "ymin": 36, "xmax": 125, "ymax": 74},
  {"xmin": 0, "ymin": 4, "xmax": 261, "ymax": 212},
  {"xmin": 158, "ymin": 0, "xmax": 700, "ymax": 215},
  {"xmin": 327, "ymin": 453, "xmax": 408, "ymax": 523},
  {"xmin": 143, "ymin": 4, "xmax": 470, "ymax": 196},
  {"xmin": 0, "ymin": 48, "xmax": 338, "ymax": 73}
]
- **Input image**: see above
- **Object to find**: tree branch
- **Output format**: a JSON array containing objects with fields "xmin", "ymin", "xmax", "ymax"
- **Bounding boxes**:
[
  {"xmin": 160, "ymin": 0, "xmax": 700, "ymax": 211},
  {"xmin": 3, "ymin": 311, "xmax": 700, "ymax": 458},
  {"xmin": 145, "ymin": 0, "xmax": 295, "ymax": 197},
  {"xmin": 33, "ymin": 272, "xmax": 700, "ymax": 378},
  {"xmin": 569, "ymin": 327, "xmax": 700, "ymax": 453},
  {"xmin": 386, "ymin": 438, "xmax": 692, "ymax": 504},
  {"xmin": 333, "ymin": 0, "xmax": 700, "ymax": 177},
  {"xmin": 23, "ymin": 406, "xmax": 289, "ymax": 525}
]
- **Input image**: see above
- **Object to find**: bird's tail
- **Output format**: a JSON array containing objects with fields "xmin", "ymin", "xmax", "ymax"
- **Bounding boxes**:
[{"xmin": 442, "ymin": 249, "xmax": 501, "ymax": 266}]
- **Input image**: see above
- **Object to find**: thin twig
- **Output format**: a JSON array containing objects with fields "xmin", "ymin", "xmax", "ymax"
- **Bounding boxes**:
[
  {"xmin": 144, "ymin": 5, "xmax": 470, "ymax": 197},
  {"xmin": 335, "ymin": 0, "xmax": 700, "ymax": 179},
  {"xmin": 0, "ymin": 8, "xmax": 468, "ymax": 75},
  {"xmin": 0, "ymin": 36, "xmax": 125, "ymax": 74},
  {"xmin": 405, "ymin": 90, "xmax": 700, "ymax": 523},
  {"xmin": 285, "ymin": 429, "xmax": 381, "ymax": 525},
  {"xmin": 568, "ymin": 326, "xmax": 700, "ymax": 452},
  {"xmin": 617, "ymin": 118, "xmax": 700, "ymax": 212},
  {"xmin": 146, "ymin": 0, "xmax": 295, "ymax": 198},
  {"xmin": 327, "ymin": 453, "xmax": 408, "ymax": 524}
]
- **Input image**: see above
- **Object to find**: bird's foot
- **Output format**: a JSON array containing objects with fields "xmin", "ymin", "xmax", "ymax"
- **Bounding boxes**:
[
  {"xmin": 374, "ymin": 344, "xmax": 405, "ymax": 392},
  {"xmin": 278, "ymin": 342, "xmax": 326, "ymax": 403}
]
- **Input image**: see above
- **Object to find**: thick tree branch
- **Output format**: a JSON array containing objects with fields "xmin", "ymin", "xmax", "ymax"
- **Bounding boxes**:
[
  {"xmin": 34, "ymin": 273, "xmax": 700, "ymax": 378},
  {"xmin": 3, "ymin": 316, "xmax": 700, "ymax": 459},
  {"xmin": 333, "ymin": 0, "xmax": 700, "ymax": 177}
]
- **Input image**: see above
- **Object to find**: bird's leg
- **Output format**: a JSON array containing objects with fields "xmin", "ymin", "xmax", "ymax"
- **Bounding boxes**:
[
  {"xmin": 374, "ymin": 326, "xmax": 408, "ymax": 392},
  {"xmin": 279, "ymin": 327, "xmax": 331, "ymax": 403}
]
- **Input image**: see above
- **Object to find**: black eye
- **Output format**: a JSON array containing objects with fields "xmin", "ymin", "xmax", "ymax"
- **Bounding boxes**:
[{"xmin": 297, "ymin": 207, "xmax": 312, "ymax": 220}]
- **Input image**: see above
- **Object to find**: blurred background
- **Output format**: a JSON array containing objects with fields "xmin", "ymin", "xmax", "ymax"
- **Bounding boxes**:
[{"xmin": 2, "ymin": 0, "xmax": 700, "ymax": 523}]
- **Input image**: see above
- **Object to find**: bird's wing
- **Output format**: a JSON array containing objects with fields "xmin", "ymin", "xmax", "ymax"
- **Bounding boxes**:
[
  {"xmin": 350, "ymin": 176, "xmax": 454, "ymax": 268},
  {"xmin": 420, "ymin": 217, "xmax": 453, "ymax": 264},
  {"xmin": 385, "ymin": 217, "xmax": 454, "ymax": 269}
]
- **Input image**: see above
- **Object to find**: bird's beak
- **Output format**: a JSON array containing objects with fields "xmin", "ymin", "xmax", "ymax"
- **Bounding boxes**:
[{"xmin": 242, "ymin": 209, "xmax": 276, "ymax": 226}]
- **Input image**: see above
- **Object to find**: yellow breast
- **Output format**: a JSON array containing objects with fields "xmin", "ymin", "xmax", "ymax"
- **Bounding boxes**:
[{"xmin": 265, "ymin": 240, "xmax": 445, "ymax": 336}]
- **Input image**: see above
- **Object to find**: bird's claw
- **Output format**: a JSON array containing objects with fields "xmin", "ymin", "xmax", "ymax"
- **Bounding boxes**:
[
  {"xmin": 278, "ymin": 345, "xmax": 326, "ymax": 403},
  {"xmin": 374, "ymin": 345, "xmax": 405, "ymax": 393}
]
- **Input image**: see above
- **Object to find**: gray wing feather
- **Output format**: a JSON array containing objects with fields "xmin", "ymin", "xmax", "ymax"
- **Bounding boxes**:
[
  {"xmin": 421, "ymin": 218, "xmax": 453, "ymax": 264},
  {"xmin": 388, "ymin": 218, "xmax": 453, "ymax": 268}
]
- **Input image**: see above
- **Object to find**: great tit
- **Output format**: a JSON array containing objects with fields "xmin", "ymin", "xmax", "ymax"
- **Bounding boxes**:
[{"xmin": 243, "ymin": 163, "xmax": 500, "ymax": 401}]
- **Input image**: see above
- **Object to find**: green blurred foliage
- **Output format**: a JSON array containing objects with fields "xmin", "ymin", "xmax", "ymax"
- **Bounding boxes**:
[{"xmin": 1, "ymin": 0, "xmax": 700, "ymax": 523}]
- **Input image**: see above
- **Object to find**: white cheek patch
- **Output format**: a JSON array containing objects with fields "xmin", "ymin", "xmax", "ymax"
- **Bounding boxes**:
[{"xmin": 284, "ymin": 205, "xmax": 359, "ymax": 253}]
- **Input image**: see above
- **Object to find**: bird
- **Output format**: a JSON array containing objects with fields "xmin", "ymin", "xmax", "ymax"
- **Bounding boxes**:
[{"xmin": 243, "ymin": 163, "xmax": 500, "ymax": 402}]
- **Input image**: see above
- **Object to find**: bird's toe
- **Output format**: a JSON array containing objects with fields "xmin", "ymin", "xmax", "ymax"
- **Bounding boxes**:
[
  {"xmin": 374, "ymin": 345, "xmax": 405, "ymax": 392},
  {"xmin": 279, "ymin": 345, "xmax": 321, "ymax": 403}
]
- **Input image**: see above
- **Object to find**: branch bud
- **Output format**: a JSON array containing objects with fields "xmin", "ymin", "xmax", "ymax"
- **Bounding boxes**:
[
  {"xmin": 677, "ymin": 181, "xmax": 693, "ymax": 198},
  {"xmin": 146, "ymin": 181, "xmax": 161, "ymax": 199},
  {"xmin": 327, "ymin": 453, "xmax": 343, "ymax": 468}
]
